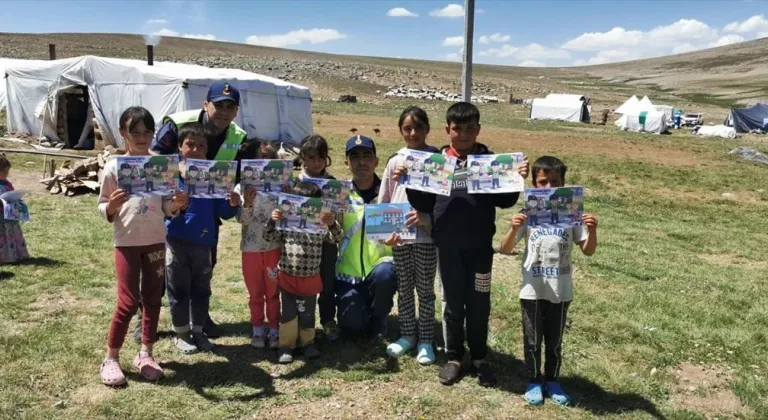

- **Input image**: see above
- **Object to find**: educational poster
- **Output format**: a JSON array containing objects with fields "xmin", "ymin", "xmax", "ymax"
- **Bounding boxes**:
[
  {"xmin": 275, "ymin": 193, "xmax": 327, "ymax": 233},
  {"xmin": 116, "ymin": 155, "xmax": 180, "ymax": 196},
  {"xmin": 466, "ymin": 153, "xmax": 525, "ymax": 194},
  {"xmin": 523, "ymin": 187, "xmax": 584, "ymax": 229},
  {"xmin": 364, "ymin": 203, "xmax": 416, "ymax": 241},
  {"xmin": 302, "ymin": 177, "xmax": 353, "ymax": 213},
  {"xmin": 397, "ymin": 148, "xmax": 457, "ymax": 197},
  {"xmin": 240, "ymin": 159, "xmax": 294, "ymax": 195},
  {"xmin": 0, "ymin": 190, "xmax": 30, "ymax": 222},
  {"xmin": 184, "ymin": 159, "xmax": 237, "ymax": 199}
]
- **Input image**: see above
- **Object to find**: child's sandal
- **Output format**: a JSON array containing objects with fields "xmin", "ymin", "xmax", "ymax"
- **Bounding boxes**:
[
  {"xmin": 100, "ymin": 358, "xmax": 127, "ymax": 387},
  {"xmin": 133, "ymin": 351, "xmax": 164, "ymax": 381}
]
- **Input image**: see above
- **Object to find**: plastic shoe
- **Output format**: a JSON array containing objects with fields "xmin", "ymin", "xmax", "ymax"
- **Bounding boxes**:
[
  {"xmin": 133, "ymin": 351, "xmax": 164, "ymax": 381},
  {"xmin": 193, "ymin": 332, "xmax": 215, "ymax": 352},
  {"xmin": 386, "ymin": 337, "xmax": 415, "ymax": 358},
  {"xmin": 525, "ymin": 382, "xmax": 545, "ymax": 406},
  {"xmin": 416, "ymin": 343, "xmax": 436, "ymax": 365},
  {"xmin": 100, "ymin": 358, "xmax": 127, "ymax": 387},
  {"xmin": 546, "ymin": 381, "xmax": 571, "ymax": 406},
  {"xmin": 174, "ymin": 333, "xmax": 199, "ymax": 355},
  {"xmin": 438, "ymin": 362, "xmax": 462, "ymax": 386},
  {"xmin": 278, "ymin": 350, "xmax": 294, "ymax": 364}
]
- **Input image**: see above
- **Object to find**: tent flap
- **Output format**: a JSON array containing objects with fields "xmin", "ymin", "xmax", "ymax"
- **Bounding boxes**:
[{"xmin": 727, "ymin": 103, "xmax": 768, "ymax": 133}]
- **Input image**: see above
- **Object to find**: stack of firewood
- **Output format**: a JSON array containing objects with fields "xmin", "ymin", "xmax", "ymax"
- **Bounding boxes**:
[{"xmin": 39, "ymin": 148, "xmax": 121, "ymax": 196}]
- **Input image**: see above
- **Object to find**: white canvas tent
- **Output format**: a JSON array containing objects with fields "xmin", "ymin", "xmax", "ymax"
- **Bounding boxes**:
[
  {"xmin": 615, "ymin": 109, "xmax": 668, "ymax": 134},
  {"xmin": 3, "ymin": 55, "xmax": 313, "ymax": 147},
  {"xmin": 638, "ymin": 96, "xmax": 655, "ymax": 112},
  {"xmin": 530, "ymin": 93, "xmax": 590, "ymax": 123},
  {"xmin": 615, "ymin": 95, "xmax": 638, "ymax": 114}
]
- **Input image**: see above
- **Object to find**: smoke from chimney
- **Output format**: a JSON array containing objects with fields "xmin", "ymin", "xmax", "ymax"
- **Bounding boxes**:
[{"xmin": 147, "ymin": 45, "xmax": 154, "ymax": 66}]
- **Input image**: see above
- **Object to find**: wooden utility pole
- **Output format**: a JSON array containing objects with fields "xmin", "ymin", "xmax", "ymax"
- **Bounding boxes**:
[
  {"xmin": 48, "ymin": 44, "xmax": 56, "ymax": 60},
  {"xmin": 461, "ymin": 0, "xmax": 475, "ymax": 102}
]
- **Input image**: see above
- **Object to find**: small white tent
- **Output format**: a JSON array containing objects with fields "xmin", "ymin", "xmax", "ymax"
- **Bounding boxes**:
[
  {"xmin": 615, "ymin": 95, "xmax": 639, "ymax": 114},
  {"xmin": 3, "ymin": 55, "xmax": 313, "ymax": 147},
  {"xmin": 638, "ymin": 96, "xmax": 655, "ymax": 112},
  {"xmin": 615, "ymin": 109, "xmax": 668, "ymax": 134},
  {"xmin": 530, "ymin": 93, "xmax": 590, "ymax": 123}
]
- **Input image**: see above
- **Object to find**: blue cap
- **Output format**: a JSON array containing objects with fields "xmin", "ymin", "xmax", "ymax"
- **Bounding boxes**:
[
  {"xmin": 345, "ymin": 135, "xmax": 376, "ymax": 155},
  {"xmin": 207, "ymin": 82, "xmax": 240, "ymax": 104}
]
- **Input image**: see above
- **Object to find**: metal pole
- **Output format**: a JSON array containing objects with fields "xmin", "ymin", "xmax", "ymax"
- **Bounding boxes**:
[{"xmin": 461, "ymin": 0, "xmax": 475, "ymax": 102}]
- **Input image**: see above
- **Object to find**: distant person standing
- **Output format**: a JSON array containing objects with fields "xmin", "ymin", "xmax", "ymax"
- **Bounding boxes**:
[{"xmin": 132, "ymin": 82, "xmax": 247, "ymax": 341}]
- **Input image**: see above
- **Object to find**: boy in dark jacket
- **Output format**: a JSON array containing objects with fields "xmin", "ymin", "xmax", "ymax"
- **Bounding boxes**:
[
  {"xmin": 404, "ymin": 102, "xmax": 524, "ymax": 387},
  {"xmin": 165, "ymin": 124, "xmax": 240, "ymax": 354}
]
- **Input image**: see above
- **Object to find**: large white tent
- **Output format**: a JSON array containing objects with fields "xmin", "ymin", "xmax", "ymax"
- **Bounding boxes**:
[
  {"xmin": 530, "ymin": 93, "xmax": 589, "ymax": 123},
  {"xmin": 615, "ymin": 109, "xmax": 668, "ymax": 134},
  {"xmin": 3, "ymin": 55, "xmax": 313, "ymax": 147}
]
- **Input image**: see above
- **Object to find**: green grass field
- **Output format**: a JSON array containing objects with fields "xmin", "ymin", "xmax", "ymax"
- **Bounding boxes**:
[{"xmin": 1, "ymin": 101, "xmax": 767, "ymax": 419}]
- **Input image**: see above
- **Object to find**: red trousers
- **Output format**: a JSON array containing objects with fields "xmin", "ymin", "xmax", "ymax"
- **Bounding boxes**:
[
  {"xmin": 108, "ymin": 244, "xmax": 165, "ymax": 348},
  {"xmin": 242, "ymin": 249, "xmax": 281, "ymax": 329}
]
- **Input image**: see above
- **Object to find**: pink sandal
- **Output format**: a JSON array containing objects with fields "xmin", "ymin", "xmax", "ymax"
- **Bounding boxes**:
[
  {"xmin": 133, "ymin": 351, "xmax": 164, "ymax": 381},
  {"xmin": 100, "ymin": 358, "xmax": 126, "ymax": 386}
]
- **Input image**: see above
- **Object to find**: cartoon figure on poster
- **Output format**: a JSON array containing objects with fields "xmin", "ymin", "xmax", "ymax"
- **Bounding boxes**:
[
  {"xmin": 467, "ymin": 153, "xmax": 525, "ymax": 194},
  {"xmin": 524, "ymin": 187, "xmax": 583, "ymax": 228},
  {"xmin": 525, "ymin": 195, "xmax": 539, "ymax": 226},
  {"xmin": 401, "ymin": 155, "xmax": 415, "ymax": 185},
  {"xmin": 276, "ymin": 193, "xmax": 325, "ymax": 233},
  {"xmin": 118, "ymin": 163, "xmax": 134, "ymax": 194},
  {"xmin": 364, "ymin": 203, "xmax": 416, "ymax": 241},
  {"xmin": 242, "ymin": 165, "xmax": 256, "ymax": 187},
  {"xmin": 143, "ymin": 162, "xmax": 155, "ymax": 192},
  {"xmin": 470, "ymin": 161, "xmax": 483, "ymax": 190},
  {"xmin": 186, "ymin": 165, "xmax": 200, "ymax": 195}
]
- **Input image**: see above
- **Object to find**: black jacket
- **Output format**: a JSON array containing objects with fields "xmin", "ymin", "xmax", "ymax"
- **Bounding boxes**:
[{"xmin": 406, "ymin": 143, "xmax": 519, "ymax": 249}]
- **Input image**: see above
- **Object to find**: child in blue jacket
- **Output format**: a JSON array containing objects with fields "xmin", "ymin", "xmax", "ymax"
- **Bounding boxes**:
[{"xmin": 165, "ymin": 123, "xmax": 240, "ymax": 354}]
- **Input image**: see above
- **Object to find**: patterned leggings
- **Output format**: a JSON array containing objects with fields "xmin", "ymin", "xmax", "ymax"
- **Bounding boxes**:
[{"xmin": 393, "ymin": 243, "xmax": 438, "ymax": 343}]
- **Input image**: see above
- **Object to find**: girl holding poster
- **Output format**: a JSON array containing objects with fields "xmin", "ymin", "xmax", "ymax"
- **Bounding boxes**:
[{"xmin": 378, "ymin": 106, "xmax": 439, "ymax": 365}]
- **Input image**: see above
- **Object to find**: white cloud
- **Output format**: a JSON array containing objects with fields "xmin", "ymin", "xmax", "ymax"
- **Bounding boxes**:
[
  {"xmin": 519, "ymin": 60, "xmax": 545, "ymax": 67},
  {"xmin": 440, "ymin": 52, "xmax": 462, "ymax": 62},
  {"xmin": 182, "ymin": 33, "xmax": 217, "ymax": 41},
  {"xmin": 709, "ymin": 34, "xmax": 745, "ymax": 48},
  {"xmin": 479, "ymin": 43, "xmax": 570, "ymax": 60},
  {"xmin": 759, "ymin": 31, "xmax": 768, "ymax": 39},
  {"xmin": 672, "ymin": 43, "xmax": 698, "ymax": 54},
  {"xmin": 429, "ymin": 4, "xmax": 464, "ymax": 18},
  {"xmin": 245, "ymin": 28, "xmax": 346, "ymax": 48},
  {"xmin": 479, "ymin": 33, "xmax": 510, "ymax": 44},
  {"xmin": 151, "ymin": 28, "xmax": 179, "ymax": 37},
  {"xmin": 724, "ymin": 14, "xmax": 768, "ymax": 33},
  {"xmin": 562, "ymin": 27, "xmax": 643, "ymax": 51},
  {"xmin": 476, "ymin": 8, "xmax": 486, "ymax": 14},
  {"xmin": 387, "ymin": 7, "xmax": 418, "ymax": 17},
  {"xmin": 146, "ymin": 18, "xmax": 168, "ymax": 25},
  {"xmin": 442, "ymin": 36, "xmax": 464, "ymax": 47}
]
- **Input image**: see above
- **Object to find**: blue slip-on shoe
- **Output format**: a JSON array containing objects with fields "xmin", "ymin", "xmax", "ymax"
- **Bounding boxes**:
[
  {"xmin": 525, "ymin": 382, "xmax": 545, "ymax": 406},
  {"xmin": 546, "ymin": 381, "xmax": 571, "ymax": 406},
  {"xmin": 416, "ymin": 343, "xmax": 436, "ymax": 365},
  {"xmin": 386, "ymin": 337, "xmax": 415, "ymax": 358}
]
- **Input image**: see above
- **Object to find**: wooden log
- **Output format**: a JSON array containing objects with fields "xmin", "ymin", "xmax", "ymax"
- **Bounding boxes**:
[{"xmin": 0, "ymin": 148, "xmax": 93, "ymax": 159}]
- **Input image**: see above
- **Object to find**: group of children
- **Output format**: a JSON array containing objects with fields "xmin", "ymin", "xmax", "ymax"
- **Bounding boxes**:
[{"xmin": 97, "ymin": 101, "xmax": 598, "ymax": 407}]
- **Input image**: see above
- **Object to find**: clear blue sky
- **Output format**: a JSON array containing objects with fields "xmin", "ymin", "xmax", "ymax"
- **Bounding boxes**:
[{"xmin": 1, "ymin": 0, "xmax": 766, "ymax": 67}]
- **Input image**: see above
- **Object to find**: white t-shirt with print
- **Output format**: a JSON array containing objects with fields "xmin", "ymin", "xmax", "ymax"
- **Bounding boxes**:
[{"xmin": 516, "ymin": 225, "xmax": 588, "ymax": 303}]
